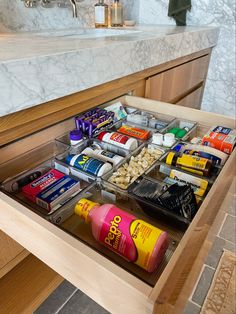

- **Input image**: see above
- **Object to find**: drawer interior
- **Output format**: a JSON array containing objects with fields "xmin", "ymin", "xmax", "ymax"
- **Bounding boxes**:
[
  {"xmin": 0, "ymin": 141, "xmax": 184, "ymax": 287},
  {"xmin": 1, "ymin": 97, "xmax": 235, "ymax": 293}
]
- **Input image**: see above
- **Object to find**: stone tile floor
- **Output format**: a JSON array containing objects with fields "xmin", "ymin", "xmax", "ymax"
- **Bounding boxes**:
[
  {"xmin": 35, "ymin": 182, "xmax": 236, "ymax": 314},
  {"xmin": 184, "ymin": 182, "xmax": 236, "ymax": 314},
  {"xmin": 35, "ymin": 281, "xmax": 109, "ymax": 314}
]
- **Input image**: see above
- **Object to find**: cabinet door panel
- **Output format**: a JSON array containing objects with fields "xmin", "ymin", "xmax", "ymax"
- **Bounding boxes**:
[
  {"xmin": 145, "ymin": 55, "xmax": 210, "ymax": 106},
  {"xmin": 0, "ymin": 231, "xmax": 26, "ymax": 271},
  {"xmin": 176, "ymin": 86, "xmax": 203, "ymax": 109}
]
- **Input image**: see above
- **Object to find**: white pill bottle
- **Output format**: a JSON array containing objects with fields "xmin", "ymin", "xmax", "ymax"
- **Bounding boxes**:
[
  {"xmin": 82, "ymin": 147, "xmax": 124, "ymax": 165},
  {"xmin": 97, "ymin": 131, "xmax": 138, "ymax": 151}
]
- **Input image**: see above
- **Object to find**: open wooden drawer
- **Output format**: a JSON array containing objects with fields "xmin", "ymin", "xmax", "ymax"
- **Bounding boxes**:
[{"xmin": 0, "ymin": 96, "xmax": 235, "ymax": 314}]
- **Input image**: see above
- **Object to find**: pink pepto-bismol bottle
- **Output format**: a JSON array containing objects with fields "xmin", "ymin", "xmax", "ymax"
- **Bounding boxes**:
[{"xmin": 74, "ymin": 198, "xmax": 169, "ymax": 272}]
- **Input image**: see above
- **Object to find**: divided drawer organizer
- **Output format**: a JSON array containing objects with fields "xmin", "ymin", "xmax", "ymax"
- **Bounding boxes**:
[{"xmin": 0, "ymin": 96, "xmax": 235, "ymax": 314}]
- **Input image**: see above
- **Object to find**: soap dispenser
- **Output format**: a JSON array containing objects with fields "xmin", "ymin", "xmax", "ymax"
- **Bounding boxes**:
[
  {"xmin": 111, "ymin": 0, "xmax": 123, "ymax": 27},
  {"xmin": 94, "ymin": 0, "xmax": 108, "ymax": 28}
]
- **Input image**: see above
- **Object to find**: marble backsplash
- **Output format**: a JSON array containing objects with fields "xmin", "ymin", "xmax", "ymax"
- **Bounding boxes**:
[
  {"xmin": 0, "ymin": 0, "xmax": 137, "ymax": 32},
  {"xmin": 138, "ymin": 0, "xmax": 236, "ymax": 117}
]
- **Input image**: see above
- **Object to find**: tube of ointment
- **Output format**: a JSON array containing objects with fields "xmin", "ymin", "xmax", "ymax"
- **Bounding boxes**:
[
  {"xmin": 159, "ymin": 164, "xmax": 208, "ymax": 192},
  {"xmin": 2, "ymin": 167, "xmax": 49, "ymax": 193},
  {"xmin": 117, "ymin": 125, "xmax": 150, "ymax": 140},
  {"xmin": 174, "ymin": 143, "xmax": 228, "ymax": 166}
]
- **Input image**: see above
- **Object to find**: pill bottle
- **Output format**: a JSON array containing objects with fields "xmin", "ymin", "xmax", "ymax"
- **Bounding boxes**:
[
  {"xmin": 168, "ymin": 127, "xmax": 180, "ymax": 135},
  {"xmin": 74, "ymin": 198, "xmax": 169, "ymax": 272},
  {"xmin": 163, "ymin": 133, "xmax": 175, "ymax": 147},
  {"xmin": 97, "ymin": 131, "xmax": 138, "ymax": 151},
  {"xmin": 69, "ymin": 130, "xmax": 83, "ymax": 146},
  {"xmin": 173, "ymin": 143, "xmax": 228, "ymax": 166},
  {"xmin": 165, "ymin": 152, "xmax": 212, "ymax": 176},
  {"xmin": 152, "ymin": 133, "xmax": 163, "ymax": 146},
  {"xmin": 66, "ymin": 154, "xmax": 112, "ymax": 177},
  {"xmin": 126, "ymin": 114, "xmax": 149, "ymax": 126},
  {"xmin": 176, "ymin": 127, "xmax": 189, "ymax": 138},
  {"xmin": 168, "ymin": 127, "xmax": 189, "ymax": 138},
  {"xmin": 82, "ymin": 147, "xmax": 124, "ymax": 165}
]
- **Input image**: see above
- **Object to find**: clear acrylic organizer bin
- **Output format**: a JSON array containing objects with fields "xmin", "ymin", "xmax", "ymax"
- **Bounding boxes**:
[
  {"xmin": 144, "ymin": 160, "xmax": 212, "ymax": 195},
  {"xmin": 162, "ymin": 119, "xmax": 198, "ymax": 141},
  {"xmin": 125, "ymin": 110, "xmax": 176, "ymax": 133},
  {"xmin": 102, "ymin": 143, "xmax": 168, "ymax": 191},
  {"xmin": 158, "ymin": 149, "xmax": 221, "ymax": 180},
  {"xmin": 54, "ymin": 138, "xmax": 129, "ymax": 183},
  {"xmin": 0, "ymin": 141, "xmax": 91, "ymax": 224},
  {"xmin": 129, "ymin": 176, "xmax": 195, "ymax": 229},
  {"xmin": 55, "ymin": 181, "xmax": 183, "ymax": 286}
]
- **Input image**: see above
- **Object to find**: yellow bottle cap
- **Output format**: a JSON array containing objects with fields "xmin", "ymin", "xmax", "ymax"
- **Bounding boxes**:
[
  {"xmin": 166, "ymin": 152, "xmax": 176, "ymax": 165},
  {"xmin": 74, "ymin": 198, "xmax": 99, "ymax": 223}
]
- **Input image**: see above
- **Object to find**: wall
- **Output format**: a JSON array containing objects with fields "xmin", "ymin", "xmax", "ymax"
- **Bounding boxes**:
[
  {"xmin": 138, "ymin": 0, "xmax": 236, "ymax": 117},
  {"xmin": 0, "ymin": 0, "xmax": 137, "ymax": 31}
]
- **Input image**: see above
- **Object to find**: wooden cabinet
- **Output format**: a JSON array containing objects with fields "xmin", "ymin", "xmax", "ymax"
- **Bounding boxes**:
[
  {"xmin": 0, "ymin": 231, "xmax": 28, "ymax": 278},
  {"xmin": 145, "ymin": 54, "xmax": 211, "ymax": 109},
  {"xmin": 0, "ymin": 95, "xmax": 235, "ymax": 313},
  {"xmin": 176, "ymin": 86, "xmax": 204, "ymax": 109}
]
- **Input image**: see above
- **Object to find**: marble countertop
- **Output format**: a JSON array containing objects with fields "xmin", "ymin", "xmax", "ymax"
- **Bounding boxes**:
[{"xmin": 0, "ymin": 25, "xmax": 219, "ymax": 117}]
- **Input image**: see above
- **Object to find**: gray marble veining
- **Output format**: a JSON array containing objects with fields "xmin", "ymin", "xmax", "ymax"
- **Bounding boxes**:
[
  {"xmin": 138, "ymin": 0, "xmax": 236, "ymax": 117},
  {"xmin": 0, "ymin": 1, "xmax": 234, "ymax": 117},
  {"xmin": 0, "ymin": 0, "xmax": 137, "ymax": 32},
  {"xmin": 0, "ymin": 26, "xmax": 219, "ymax": 117}
]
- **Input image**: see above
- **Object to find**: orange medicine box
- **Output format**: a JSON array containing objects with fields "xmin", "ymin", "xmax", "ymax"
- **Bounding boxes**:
[
  {"xmin": 202, "ymin": 126, "xmax": 236, "ymax": 154},
  {"xmin": 117, "ymin": 125, "xmax": 151, "ymax": 140}
]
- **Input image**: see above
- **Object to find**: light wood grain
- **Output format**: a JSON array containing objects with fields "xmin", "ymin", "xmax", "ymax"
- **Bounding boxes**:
[
  {"xmin": 0, "ymin": 231, "xmax": 24, "ymax": 268},
  {"xmin": 0, "ymin": 230, "xmax": 28, "ymax": 277},
  {"xmin": 145, "ymin": 54, "xmax": 210, "ymax": 108},
  {"xmin": 176, "ymin": 86, "xmax": 203, "ymax": 109},
  {"xmin": 0, "ymin": 249, "xmax": 29, "ymax": 279},
  {"xmin": 125, "ymin": 96, "xmax": 236, "ymax": 128},
  {"xmin": 0, "ymin": 254, "xmax": 63, "ymax": 314}
]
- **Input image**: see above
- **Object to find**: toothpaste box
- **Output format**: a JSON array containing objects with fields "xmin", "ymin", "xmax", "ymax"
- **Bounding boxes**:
[
  {"xmin": 202, "ymin": 126, "xmax": 236, "ymax": 154},
  {"xmin": 22, "ymin": 169, "xmax": 80, "ymax": 212}
]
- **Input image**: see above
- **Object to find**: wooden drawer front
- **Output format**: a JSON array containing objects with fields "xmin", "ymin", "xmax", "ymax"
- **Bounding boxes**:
[
  {"xmin": 0, "ymin": 95, "xmax": 235, "ymax": 314},
  {"xmin": 176, "ymin": 86, "xmax": 203, "ymax": 109},
  {"xmin": 145, "ymin": 54, "xmax": 210, "ymax": 104}
]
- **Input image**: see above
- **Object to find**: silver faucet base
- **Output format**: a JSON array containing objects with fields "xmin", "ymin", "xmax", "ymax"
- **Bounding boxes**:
[{"xmin": 21, "ymin": 0, "xmax": 80, "ymax": 18}]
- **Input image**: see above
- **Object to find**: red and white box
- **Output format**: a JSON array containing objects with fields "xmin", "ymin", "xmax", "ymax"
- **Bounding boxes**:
[{"xmin": 202, "ymin": 126, "xmax": 236, "ymax": 154}]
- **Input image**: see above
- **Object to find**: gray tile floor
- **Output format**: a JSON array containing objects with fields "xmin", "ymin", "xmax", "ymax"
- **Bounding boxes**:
[
  {"xmin": 184, "ymin": 186, "xmax": 236, "ymax": 314},
  {"xmin": 35, "ymin": 184, "xmax": 236, "ymax": 314},
  {"xmin": 35, "ymin": 281, "xmax": 110, "ymax": 314}
]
